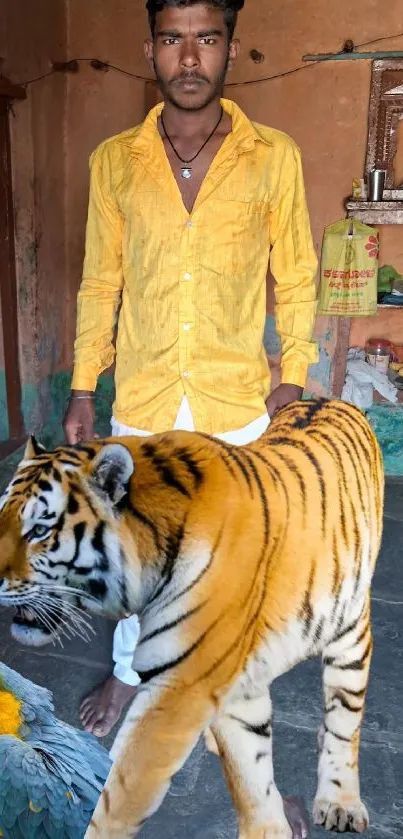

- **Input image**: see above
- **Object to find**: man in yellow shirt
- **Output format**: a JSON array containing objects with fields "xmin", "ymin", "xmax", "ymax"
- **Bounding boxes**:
[{"xmin": 64, "ymin": 2, "xmax": 317, "ymax": 833}]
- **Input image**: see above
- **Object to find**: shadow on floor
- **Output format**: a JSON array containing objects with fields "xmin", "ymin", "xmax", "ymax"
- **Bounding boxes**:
[{"xmin": 0, "ymin": 459, "xmax": 402, "ymax": 838}]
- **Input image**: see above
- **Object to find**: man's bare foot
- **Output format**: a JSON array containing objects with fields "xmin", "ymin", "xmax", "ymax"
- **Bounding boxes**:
[
  {"xmin": 80, "ymin": 675, "xmax": 137, "ymax": 737},
  {"xmin": 284, "ymin": 796, "xmax": 309, "ymax": 839}
]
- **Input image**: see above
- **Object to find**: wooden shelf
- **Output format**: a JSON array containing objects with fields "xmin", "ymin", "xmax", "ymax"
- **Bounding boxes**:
[{"xmin": 346, "ymin": 200, "xmax": 403, "ymax": 224}]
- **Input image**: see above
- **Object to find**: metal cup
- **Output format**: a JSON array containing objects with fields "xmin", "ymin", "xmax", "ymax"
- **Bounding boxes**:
[{"xmin": 368, "ymin": 169, "xmax": 386, "ymax": 201}]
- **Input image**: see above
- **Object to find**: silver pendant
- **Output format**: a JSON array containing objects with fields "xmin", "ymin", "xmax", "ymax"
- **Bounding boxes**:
[{"xmin": 181, "ymin": 166, "xmax": 192, "ymax": 179}]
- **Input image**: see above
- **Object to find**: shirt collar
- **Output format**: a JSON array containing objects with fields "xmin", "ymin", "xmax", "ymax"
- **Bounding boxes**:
[{"xmin": 120, "ymin": 97, "xmax": 272, "ymax": 160}]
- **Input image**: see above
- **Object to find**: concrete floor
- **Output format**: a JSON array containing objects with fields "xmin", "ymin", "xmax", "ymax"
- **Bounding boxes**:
[{"xmin": 0, "ymin": 458, "xmax": 401, "ymax": 838}]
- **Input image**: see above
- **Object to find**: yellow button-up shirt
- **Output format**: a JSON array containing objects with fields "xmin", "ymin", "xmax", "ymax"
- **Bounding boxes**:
[{"xmin": 72, "ymin": 99, "xmax": 318, "ymax": 435}]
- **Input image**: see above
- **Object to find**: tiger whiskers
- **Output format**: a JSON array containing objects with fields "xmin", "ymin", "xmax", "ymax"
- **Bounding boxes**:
[
  {"xmin": 21, "ymin": 600, "xmax": 63, "ymax": 648},
  {"xmin": 37, "ymin": 582, "xmax": 100, "ymax": 606},
  {"xmin": 10, "ymin": 592, "xmax": 97, "ymax": 647},
  {"xmin": 28, "ymin": 593, "xmax": 96, "ymax": 644},
  {"xmin": 23, "ymin": 602, "xmax": 84, "ymax": 648},
  {"xmin": 0, "ymin": 580, "xmax": 101, "ymax": 645}
]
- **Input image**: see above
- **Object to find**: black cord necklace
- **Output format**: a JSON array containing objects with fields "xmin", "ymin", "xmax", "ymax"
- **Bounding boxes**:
[{"xmin": 161, "ymin": 106, "xmax": 224, "ymax": 179}]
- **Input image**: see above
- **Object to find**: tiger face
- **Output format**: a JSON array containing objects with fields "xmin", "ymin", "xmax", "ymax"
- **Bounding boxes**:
[{"xmin": 0, "ymin": 436, "xmax": 139, "ymax": 646}]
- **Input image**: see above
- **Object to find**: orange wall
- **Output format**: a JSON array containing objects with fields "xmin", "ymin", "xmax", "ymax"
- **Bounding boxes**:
[
  {"xmin": 64, "ymin": 0, "xmax": 151, "ymax": 367},
  {"xmin": 350, "ymin": 308, "xmax": 403, "ymax": 349},
  {"xmin": 62, "ymin": 0, "xmax": 403, "ymax": 395},
  {"xmin": 3, "ymin": 0, "xmax": 403, "ymax": 403}
]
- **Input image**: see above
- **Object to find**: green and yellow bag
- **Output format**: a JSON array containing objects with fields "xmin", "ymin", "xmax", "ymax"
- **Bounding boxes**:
[{"xmin": 317, "ymin": 219, "xmax": 378, "ymax": 317}]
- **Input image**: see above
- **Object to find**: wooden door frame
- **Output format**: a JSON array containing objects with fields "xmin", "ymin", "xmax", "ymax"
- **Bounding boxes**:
[{"xmin": 0, "ymin": 76, "xmax": 26, "ymax": 459}]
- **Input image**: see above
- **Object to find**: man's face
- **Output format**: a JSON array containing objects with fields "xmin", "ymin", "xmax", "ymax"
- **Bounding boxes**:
[{"xmin": 144, "ymin": 4, "xmax": 239, "ymax": 111}]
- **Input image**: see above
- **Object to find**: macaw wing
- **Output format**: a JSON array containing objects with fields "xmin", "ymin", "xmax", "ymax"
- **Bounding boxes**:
[
  {"xmin": 30, "ymin": 721, "xmax": 111, "ymax": 795},
  {"xmin": 0, "ymin": 738, "xmax": 92, "ymax": 839},
  {"xmin": 0, "ymin": 739, "xmax": 46, "ymax": 838}
]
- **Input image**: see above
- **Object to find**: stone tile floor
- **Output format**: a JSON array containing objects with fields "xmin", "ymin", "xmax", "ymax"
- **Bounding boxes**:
[{"xmin": 0, "ymin": 456, "xmax": 401, "ymax": 838}]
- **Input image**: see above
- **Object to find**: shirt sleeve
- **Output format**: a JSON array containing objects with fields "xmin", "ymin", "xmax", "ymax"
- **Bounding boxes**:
[
  {"xmin": 71, "ymin": 143, "xmax": 124, "ymax": 391},
  {"xmin": 269, "ymin": 141, "xmax": 318, "ymax": 389}
]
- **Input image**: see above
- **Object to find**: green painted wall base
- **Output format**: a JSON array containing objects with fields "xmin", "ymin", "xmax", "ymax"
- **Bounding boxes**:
[
  {"xmin": 0, "ymin": 370, "xmax": 114, "ymax": 446},
  {"xmin": 0, "ymin": 372, "xmax": 9, "ymax": 440},
  {"xmin": 27, "ymin": 372, "xmax": 115, "ymax": 446}
]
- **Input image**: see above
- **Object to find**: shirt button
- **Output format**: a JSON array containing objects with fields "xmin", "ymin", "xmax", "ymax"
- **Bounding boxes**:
[
  {"xmin": 186, "ymin": 220, "xmax": 193, "ymax": 228},
  {"xmin": 182, "ymin": 323, "xmax": 191, "ymax": 331},
  {"xmin": 184, "ymin": 272, "xmax": 192, "ymax": 280},
  {"xmin": 182, "ymin": 371, "xmax": 189, "ymax": 378}
]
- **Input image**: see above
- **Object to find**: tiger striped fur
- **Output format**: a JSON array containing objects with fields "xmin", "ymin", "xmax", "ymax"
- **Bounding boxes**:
[{"xmin": 0, "ymin": 398, "xmax": 384, "ymax": 838}]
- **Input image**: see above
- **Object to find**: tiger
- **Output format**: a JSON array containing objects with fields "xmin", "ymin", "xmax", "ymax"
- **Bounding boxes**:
[{"xmin": 0, "ymin": 398, "xmax": 383, "ymax": 839}]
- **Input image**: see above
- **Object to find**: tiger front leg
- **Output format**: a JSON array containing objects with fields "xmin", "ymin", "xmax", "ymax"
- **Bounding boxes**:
[
  {"xmin": 314, "ymin": 603, "xmax": 372, "ymax": 833},
  {"xmin": 84, "ymin": 683, "xmax": 213, "ymax": 839}
]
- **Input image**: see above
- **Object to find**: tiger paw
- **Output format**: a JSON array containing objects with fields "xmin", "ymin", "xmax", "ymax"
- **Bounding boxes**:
[
  {"xmin": 239, "ymin": 823, "xmax": 292, "ymax": 839},
  {"xmin": 313, "ymin": 797, "xmax": 369, "ymax": 833}
]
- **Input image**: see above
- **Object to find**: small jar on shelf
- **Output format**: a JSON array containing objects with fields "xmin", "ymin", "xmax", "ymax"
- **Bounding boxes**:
[{"xmin": 365, "ymin": 338, "xmax": 391, "ymax": 375}]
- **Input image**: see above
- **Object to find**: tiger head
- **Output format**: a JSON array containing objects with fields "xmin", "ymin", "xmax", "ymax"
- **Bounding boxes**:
[{"xmin": 0, "ymin": 436, "xmax": 141, "ymax": 647}]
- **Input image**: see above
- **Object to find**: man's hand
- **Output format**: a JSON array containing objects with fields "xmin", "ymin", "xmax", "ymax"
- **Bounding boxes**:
[
  {"xmin": 265, "ymin": 383, "xmax": 303, "ymax": 417},
  {"xmin": 63, "ymin": 392, "xmax": 96, "ymax": 444}
]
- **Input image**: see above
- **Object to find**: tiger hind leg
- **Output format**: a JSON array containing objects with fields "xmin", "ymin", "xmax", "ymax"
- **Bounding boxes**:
[
  {"xmin": 212, "ymin": 690, "xmax": 292, "ymax": 839},
  {"xmin": 314, "ymin": 599, "xmax": 372, "ymax": 833}
]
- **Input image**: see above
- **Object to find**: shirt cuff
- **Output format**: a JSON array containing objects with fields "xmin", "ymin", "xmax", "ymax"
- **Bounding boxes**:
[
  {"xmin": 280, "ymin": 362, "xmax": 310, "ymax": 389},
  {"xmin": 113, "ymin": 662, "xmax": 141, "ymax": 687},
  {"xmin": 70, "ymin": 368, "xmax": 98, "ymax": 391}
]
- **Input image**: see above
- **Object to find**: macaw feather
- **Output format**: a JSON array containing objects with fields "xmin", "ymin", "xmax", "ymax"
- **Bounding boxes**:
[{"xmin": 0, "ymin": 664, "xmax": 112, "ymax": 839}]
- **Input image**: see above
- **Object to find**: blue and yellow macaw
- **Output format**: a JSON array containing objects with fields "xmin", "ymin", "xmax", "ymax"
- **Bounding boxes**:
[{"xmin": 0, "ymin": 663, "xmax": 111, "ymax": 838}]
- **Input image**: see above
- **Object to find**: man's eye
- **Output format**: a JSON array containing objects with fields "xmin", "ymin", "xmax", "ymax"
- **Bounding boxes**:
[
  {"xmin": 32, "ymin": 524, "xmax": 49, "ymax": 538},
  {"xmin": 200, "ymin": 38, "xmax": 216, "ymax": 45},
  {"xmin": 164, "ymin": 38, "xmax": 179, "ymax": 45}
]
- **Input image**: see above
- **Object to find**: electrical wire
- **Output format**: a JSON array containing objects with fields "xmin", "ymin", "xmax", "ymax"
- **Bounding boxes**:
[
  {"xmin": 19, "ymin": 69, "xmax": 56, "ymax": 86},
  {"xmin": 227, "ymin": 61, "xmax": 318, "ymax": 87},
  {"xmin": 16, "ymin": 28, "xmax": 403, "ymax": 89},
  {"xmin": 94, "ymin": 61, "xmax": 153, "ymax": 81},
  {"xmin": 355, "ymin": 30, "xmax": 403, "ymax": 49}
]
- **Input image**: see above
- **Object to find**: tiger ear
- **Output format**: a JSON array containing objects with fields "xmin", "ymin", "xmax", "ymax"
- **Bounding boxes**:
[
  {"xmin": 24, "ymin": 435, "xmax": 46, "ymax": 460},
  {"xmin": 91, "ymin": 444, "xmax": 134, "ymax": 505}
]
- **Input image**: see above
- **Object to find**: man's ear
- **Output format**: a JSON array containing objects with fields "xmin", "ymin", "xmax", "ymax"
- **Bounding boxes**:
[
  {"xmin": 144, "ymin": 38, "xmax": 155, "ymax": 70},
  {"xmin": 24, "ymin": 436, "xmax": 46, "ymax": 460},
  {"xmin": 91, "ymin": 444, "xmax": 134, "ymax": 505},
  {"xmin": 227, "ymin": 38, "xmax": 240, "ymax": 72}
]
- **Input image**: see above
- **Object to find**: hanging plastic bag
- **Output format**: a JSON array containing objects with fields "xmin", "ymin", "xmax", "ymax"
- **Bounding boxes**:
[{"xmin": 317, "ymin": 219, "xmax": 378, "ymax": 317}]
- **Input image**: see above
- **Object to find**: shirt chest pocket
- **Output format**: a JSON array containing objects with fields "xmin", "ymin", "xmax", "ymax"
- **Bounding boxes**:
[{"xmin": 197, "ymin": 199, "xmax": 270, "ymax": 279}]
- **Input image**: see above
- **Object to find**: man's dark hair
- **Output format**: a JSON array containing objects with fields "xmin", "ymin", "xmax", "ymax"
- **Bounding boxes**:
[{"xmin": 146, "ymin": 0, "xmax": 245, "ymax": 40}]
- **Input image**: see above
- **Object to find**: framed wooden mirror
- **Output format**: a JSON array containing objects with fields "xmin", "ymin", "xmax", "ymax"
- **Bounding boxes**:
[{"xmin": 365, "ymin": 59, "xmax": 403, "ymax": 196}]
